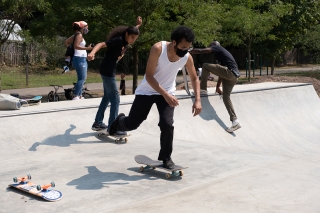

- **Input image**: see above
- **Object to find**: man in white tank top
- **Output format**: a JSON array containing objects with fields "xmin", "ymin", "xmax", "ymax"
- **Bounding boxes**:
[{"xmin": 109, "ymin": 26, "xmax": 202, "ymax": 169}]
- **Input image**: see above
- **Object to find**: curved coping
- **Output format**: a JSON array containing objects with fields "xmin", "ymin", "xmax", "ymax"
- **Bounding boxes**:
[{"xmin": 0, "ymin": 83, "xmax": 313, "ymax": 118}]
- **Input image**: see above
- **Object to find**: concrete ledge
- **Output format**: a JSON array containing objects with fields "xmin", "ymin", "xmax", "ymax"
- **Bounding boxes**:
[{"xmin": 0, "ymin": 82, "xmax": 313, "ymax": 118}]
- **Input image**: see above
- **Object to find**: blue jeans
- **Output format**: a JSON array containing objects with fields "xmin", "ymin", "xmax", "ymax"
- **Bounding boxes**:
[
  {"xmin": 94, "ymin": 75, "xmax": 119, "ymax": 129},
  {"xmin": 72, "ymin": 56, "xmax": 87, "ymax": 97}
]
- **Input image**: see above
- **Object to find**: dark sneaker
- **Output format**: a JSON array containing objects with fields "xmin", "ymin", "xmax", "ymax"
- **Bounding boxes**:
[
  {"xmin": 163, "ymin": 159, "xmax": 175, "ymax": 169},
  {"xmin": 91, "ymin": 122, "xmax": 108, "ymax": 131},
  {"xmin": 109, "ymin": 113, "xmax": 125, "ymax": 135}
]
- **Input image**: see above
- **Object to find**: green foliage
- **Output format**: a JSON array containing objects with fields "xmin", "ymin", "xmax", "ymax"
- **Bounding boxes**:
[
  {"xmin": 3, "ymin": 0, "xmax": 320, "ymax": 72},
  {"xmin": 0, "ymin": 0, "xmax": 50, "ymax": 45},
  {"xmin": 298, "ymin": 24, "xmax": 320, "ymax": 63}
]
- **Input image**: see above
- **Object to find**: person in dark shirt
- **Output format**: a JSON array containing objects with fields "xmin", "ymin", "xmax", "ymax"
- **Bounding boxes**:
[
  {"xmin": 190, "ymin": 41, "xmax": 241, "ymax": 133},
  {"xmin": 120, "ymin": 73, "xmax": 126, "ymax": 95},
  {"xmin": 87, "ymin": 16, "xmax": 142, "ymax": 135}
]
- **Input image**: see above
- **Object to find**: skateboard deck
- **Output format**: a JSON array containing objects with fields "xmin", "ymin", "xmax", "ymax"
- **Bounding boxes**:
[
  {"xmin": 135, "ymin": 155, "xmax": 188, "ymax": 179},
  {"xmin": 20, "ymin": 96, "xmax": 42, "ymax": 106},
  {"xmin": 97, "ymin": 129, "xmax": 131, "ymax": 143},
  {"xmin": 181, "ymin": 66, "xmax": 191, "ymax": 96},
  {"xmin": 8, "ymin": 174, "xmax": 62, "ymax": 202}
]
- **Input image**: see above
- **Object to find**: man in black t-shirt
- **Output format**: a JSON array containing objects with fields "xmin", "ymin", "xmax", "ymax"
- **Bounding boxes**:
[{"xmin": 190, "ymin": 41, "xmax": 241, "ymax": 133}]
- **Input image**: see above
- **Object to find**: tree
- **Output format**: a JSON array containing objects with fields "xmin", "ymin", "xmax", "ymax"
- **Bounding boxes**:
[
  {"xmin": 0, "ymin": 0, "xmax": 49, "ymax": 91},
  {"xmin": 298, "ymin": 24, "xmax": 320, "ymax": 64},
  {"xmin": 218, "ymin": 0, "xmax": 292, "ymax": 80},
  {"xmin": 255, "ymin": 0, "xmax": 320, "ymax": 74}
]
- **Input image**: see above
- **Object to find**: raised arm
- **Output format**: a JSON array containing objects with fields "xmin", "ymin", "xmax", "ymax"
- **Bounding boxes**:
[
  {"xmin": 87, "ymin": 42, "xmax": 107, "ymax": 61},
  {"xmin": 136, "ymin": 16, "xmax": 142, "ymax": 28}
]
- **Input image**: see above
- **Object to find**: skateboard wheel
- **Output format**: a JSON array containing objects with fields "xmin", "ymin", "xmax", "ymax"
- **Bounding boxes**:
[
  {"xmin": 13, "ymin": 177, "xmax": 18, "ymax": 183},
  {"xmin": 36, "ymin": 185, "xmax": 42, "ymax": 191},
  {"xmin": 115, "ymin": 140, "xmax": 118, "ymax": 143},
  {"xmin": 152, "ymin": 167, "xmax": 156, "ymax": 170},
  {"xmin": 27, "ymin": 174, "xmax": 31, "ymax": 180},
  {"xmin": 179, "ymin": 170, "xmax": 184, "ymax": 176},
  {"xmin": 166, "ymin": 173, "xmax": 171, "ymax": 179},
  {"xmin": 125, "ymin": 138, "xmax": 128, "ymax": 142},
  {"xmin": 51, "ymin": 181, "xmax": 55, "ymax": 187},
  {"xmin": 139, "ymin": 166, "xmax": 144, "ymax": 172}
]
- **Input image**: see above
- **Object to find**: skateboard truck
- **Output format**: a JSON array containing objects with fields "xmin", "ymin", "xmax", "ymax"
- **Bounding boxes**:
[
  {"xmin": 13, "ymin": 174, "xmax": 31, "ymax": 184},
  {"xmin": 139, "ymin": 165, "xmax": 184, "ymax": 179},
  {"xmin": 135, "ymin": 155, "xmax": 187, "ymax": 179},
  {"xmin": 9, "ymin": 175, "xmax": 63, "ymax": 201},
  {"xmin": 37, "ymin": 182, "xmax": 55, "ymax": 192}
]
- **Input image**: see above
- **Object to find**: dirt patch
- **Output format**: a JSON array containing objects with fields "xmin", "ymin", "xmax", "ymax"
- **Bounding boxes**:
[
  {"xmin": 176, "ymin": 76, "xmax": 320, "ymax": 98},
  {"xmin": 242, "ymin": 76, "xmax": 320, "ymax": 98}
]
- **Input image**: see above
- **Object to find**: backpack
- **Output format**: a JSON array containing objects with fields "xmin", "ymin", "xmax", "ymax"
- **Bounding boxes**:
[
  {"xmin": 65, "ymin": 33, "xmax": 80, "ymax": 63},
  {"xmin": 64, "ymin": 88, "xmax": 74, "ymax": 100}
]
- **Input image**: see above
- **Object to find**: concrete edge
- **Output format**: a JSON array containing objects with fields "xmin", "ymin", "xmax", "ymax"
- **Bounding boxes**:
[{"xmin": 0, "ymin": 83, "xmax": 312, "ymax": 118}]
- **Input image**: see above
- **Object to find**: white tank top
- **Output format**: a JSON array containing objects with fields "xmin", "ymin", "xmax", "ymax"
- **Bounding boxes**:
[
  {"xmin": 74, "ymin": 38, "xmax": 87, "ymax": 57},
  {"xmin": 135, "ymin": 41, "xmax": 189, "ymax": 95}
]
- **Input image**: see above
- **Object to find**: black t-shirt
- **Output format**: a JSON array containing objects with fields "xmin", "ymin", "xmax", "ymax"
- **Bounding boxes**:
[
  {"xmin": 211, "ymin": 45, "xmax": 238, "ymax": 71},
  {"xmin": 100, "ymin": 35, "xmax": 128, "ymax": 77}
]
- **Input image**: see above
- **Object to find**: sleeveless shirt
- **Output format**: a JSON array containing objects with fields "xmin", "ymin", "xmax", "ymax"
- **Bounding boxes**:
[{"xmin": 135, "ymin": 41, "xmax": 189, "ymax": 95}]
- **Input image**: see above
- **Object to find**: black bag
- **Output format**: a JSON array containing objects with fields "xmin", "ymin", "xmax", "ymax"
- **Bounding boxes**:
[
  {"xmin": 65, "ymin": 33, "xmax": 80, "ymax": 58},
  {"xmin": 64, "ymin": 88, "xmax": 74, "ymax": 100}
]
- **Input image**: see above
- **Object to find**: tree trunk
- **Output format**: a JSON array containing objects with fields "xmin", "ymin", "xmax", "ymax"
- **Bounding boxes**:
[
  {"xmin": 132, "ymin": 46, "xmax": 139, "ymax": 94},
  {"xmin": 0, "ymin": 67, "xmax": 2, "ymax": 92},
  {"xmin": 271, "ymin": 57, "xmax": 275, "ymax": 75},
  {"xmin": 247, "ymin": 45, "xmax": 251, "ymax": 82},
  {"xmin": 0, "ymin": 50, "xmax": 2, "ymax": 92}
]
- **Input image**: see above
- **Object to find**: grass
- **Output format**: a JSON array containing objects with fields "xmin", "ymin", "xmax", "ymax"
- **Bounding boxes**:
[
  {"xmin": 2, "ymin": 65, "xmax": 320, "ymax": 90},
  {"xmin": 278, "ymin": 71, "xmax": 320, "ymax": 80},
  {"xmin": 0, "ymin": 66, "xmax": 144, "ymax": 90}
]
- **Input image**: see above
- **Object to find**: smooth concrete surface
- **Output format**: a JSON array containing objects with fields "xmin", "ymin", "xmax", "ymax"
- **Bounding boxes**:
[{"xmin": 1, "ymin": 82, "xmax": 320, "ymax": 213}]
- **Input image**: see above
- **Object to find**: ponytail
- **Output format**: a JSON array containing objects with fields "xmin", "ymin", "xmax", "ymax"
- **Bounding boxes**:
[{"xmin": 107, "ymin": 26, "xmax": 140, "ymax": 41}]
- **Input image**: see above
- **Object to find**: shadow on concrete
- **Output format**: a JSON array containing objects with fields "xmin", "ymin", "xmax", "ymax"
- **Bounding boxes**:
[
  {"xmin": 198, "ymin": 96, "xmax": 236, "ymax": 137},
  {"xmin": 28, "ymin": 124, "xmax": 103, "ymax": 151},
  {"xmin": 6, "ymin": 186, "xmax": 46, "ymax": 202},
  {"xmin": 67, "ymin": 166, "xmax": 157, "ymax": 190}
]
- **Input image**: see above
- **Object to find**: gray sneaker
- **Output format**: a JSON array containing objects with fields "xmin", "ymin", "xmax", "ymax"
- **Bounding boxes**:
[
  {"xmin": 91, "ymin": 122, "xmax": 108, "ymax": 131},
  {"xmin": 226, "ymin": 122, "xmax": 241, "ymax": 133}
]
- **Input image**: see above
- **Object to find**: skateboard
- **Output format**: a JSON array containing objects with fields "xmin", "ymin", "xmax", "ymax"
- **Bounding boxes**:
[
  {"xmin": 181, "ymin": 66, "xmax": 191, "ymax": 96},
  {"xmin": 8, "ymin": 174, "xmax": 62, "ymax": 202},
  {"xmin": 97, "ymin": 129, "xmax": 131, "ymax": 143},
  {"xmin": 134, "ymin": 155, "xmax": 188, "ymax": 179},
  {"xmin": 20, "ymin": 96, "xmax": 42, "ymax": 106}
]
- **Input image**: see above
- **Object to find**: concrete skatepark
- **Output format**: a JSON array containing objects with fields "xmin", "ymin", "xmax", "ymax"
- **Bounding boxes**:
[{"xmin": 1, "ymin": 82, "xmax": 320, "ymax": 213}]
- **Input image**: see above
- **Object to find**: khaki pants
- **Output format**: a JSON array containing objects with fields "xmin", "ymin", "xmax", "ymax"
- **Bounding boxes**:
[{"xmin": 201, "ymin": 63, "xmax": 237, "ymax": 121}]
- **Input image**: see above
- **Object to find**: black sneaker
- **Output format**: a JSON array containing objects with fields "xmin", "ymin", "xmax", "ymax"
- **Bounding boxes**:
[
  {"xmin": 163, "ymin": 159, "xmax": 175, "ymax": 169},
  {"xmin": 91, "ymin": 122, "xmax": 108, "ymax": 131},
  {"xmin": 109, "ymin": 113, "xmax": 125, "ymax": 135}
]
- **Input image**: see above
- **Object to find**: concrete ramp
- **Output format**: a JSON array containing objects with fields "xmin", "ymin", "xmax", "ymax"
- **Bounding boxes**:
[{"xmin": 1, "ymin": 82, "xmax": 320, "ymax": 213}]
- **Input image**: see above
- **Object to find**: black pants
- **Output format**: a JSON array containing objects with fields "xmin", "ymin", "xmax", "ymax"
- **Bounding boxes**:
[{"xmin": 118, "ymin": 95, "xmax": 174, "ymax": 161}]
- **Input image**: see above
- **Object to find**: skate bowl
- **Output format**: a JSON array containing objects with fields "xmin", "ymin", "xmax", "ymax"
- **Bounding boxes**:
[{"xmin": 1, "ymin": 82, "xmax": 320, "ymax": 213}]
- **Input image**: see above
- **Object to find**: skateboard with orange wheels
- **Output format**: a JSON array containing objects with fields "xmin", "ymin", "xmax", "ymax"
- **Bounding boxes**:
[
  {"xmin": 135, "ymin": 155, "xmax": 188, "ymax": 179},
  {"xmin": 8, "ymin": 174, "xmax": 62, "ymax": 201}
]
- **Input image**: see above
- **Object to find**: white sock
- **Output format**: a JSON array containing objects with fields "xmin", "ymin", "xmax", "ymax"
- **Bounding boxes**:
[{"xmin": 232, "ymin": 119, "xmax": 239, "ymax": 126}]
